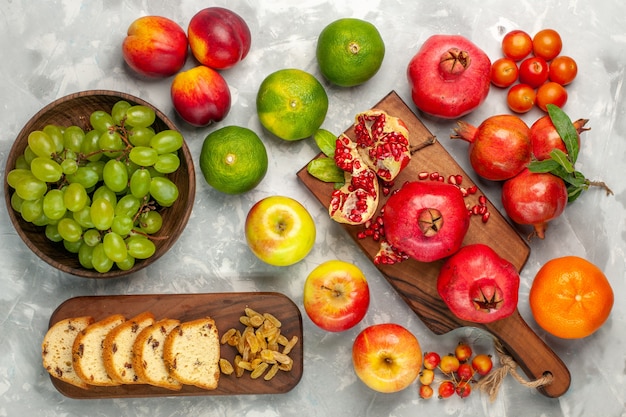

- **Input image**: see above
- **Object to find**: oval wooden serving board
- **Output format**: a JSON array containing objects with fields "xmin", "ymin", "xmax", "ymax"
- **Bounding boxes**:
[
  {"xmin": 297, "ymin": 91, "xmax": 570, "ymax": 398},
  {"xmin": 47, "ymin": 292, "xmax": 303, "ymax": 399}
]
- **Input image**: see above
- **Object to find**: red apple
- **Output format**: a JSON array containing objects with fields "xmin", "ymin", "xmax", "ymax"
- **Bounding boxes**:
[
  {"xmin": 245, "ymin": 196, "xmax": 316, "ymax": 266},
  {"xmin": 352, "ymin": 323, "xmax": 422, "ymax": 393},
  {"xmin": 187, "ymin": 7, "xmax": 252, "ymax": 70},
  {"xmin": 303, "ymin": 260, "xmax": 369, "ymax": 332},
  {"xmin": 122, "ymin": 16, "xmax": 188, "ymax": 78},
  {"xmin": 170, "ymin": 65, "xmax": 231, "ymax": 127}
]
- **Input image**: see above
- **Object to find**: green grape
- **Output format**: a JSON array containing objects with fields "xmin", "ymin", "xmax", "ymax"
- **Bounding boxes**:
[
  {"xmin": 125, "ymin": 105, "xmax": 156, "ymax": 128},
  {"xmin": 66, "ymin": 166, "xmax": 99, "ymax": 189},
  {"xmin": 43, "ymin": 125, "xmax": 65, "ymax": 154},
  {"xmin": 138, "ymin": 210, "xmax": 163, "ymax": 234},
  {"xmin": 63, "ymin": 239, "xmax": 83, "ymax": 254},
  {"xmin": 82, "ymin": 228, "xmax": 102, "ymax": 247},
  {"xmin": 148, "ymin": 166, "xmax": 166, "ymax": 178},
  {"xmin": 78, "ymin": 243, "xmax": 95, "ymax": 269},
  {"xmin": 6, "ymin": 168, "xmax": 32, "ymax": 189},
  {"xmin": 14, "ymin": 175, "xmax": 48, "ymax": 201},
  {"xmin": 92, "ymin": 185, "xmax": 117, "ymax": 205},
  {"xmin": 129, "ymin": 126, "xmax": 155, "ymax": 147},
  {"xmin": 112, "ymin": 100, "xmax": 132, "ymax": 125},
  {"xmin": 111, "ymin": 215, "xmax": 134, "ymax": 236},
  {"xmin": 149, "ymin": 177, "xmax": 179, "ymax": 207},
  {"xmin": 61, "ymin": 158, "xmax": 78, "ymax": 175},
  {"xmin": 11, "ymin": 192, "xmax": 24, "ymax": 212},
  {"xmin": 20, "ymin": 198, "xmax": 44, "ymax": 222},
  {"xmin": 91, "ymin": 243, "xmax": 113, "ymax": 272},
  {"xmin": 126, "ymin": 235, "xmax": 156, "ymax": 259},
  {"xmin": 57, "ymin": 217, "xmax": 83, "ymax": 242},
  {"xmin": 30, "ymin": 157, "xmax": 63, "ymax": 182},
  {"xmin": 23, "ymin": 145, "xmax": 38, "ymax": 165},
  {"xmin": 129, "ymin": 168, "xmax": 151, "ymax": 199},
  {"xmin": 28, "ymin": 130, "xmax": 57, "ymax": 157},
  {"xmin": 90, "ymin": 110, "xmax": 115, "ymax": 132},
  {"xmin": 150, "ymin": 130, "xmax": 183, "ymax": 154},
  {"xmin": 116, "ymin": 255, "xmax": 136, "ymax": 271},
  {"xmin": 64, "ymin": 182, "xmax": 89, "ymax": 212},
  {"xmin": 129, "ymin": 146, "xmax": 158, "ymax": 166},
  {"xmin": 99, "ymin": 130, "xmax": 125, "ymax": 157},
  {"xmin": 103, "ymin": 231, "xmax": 128, "ymax": 262},
  {"xmin": 63, "ymin": 125, "xmax": 85, "ymax": 152},
  {"xmin": 85, "ymin": 160, "xmax": 106, "ymax": 182},
  {"xmin": 81, "ymin": 130, "xmax": 103, "ymax": 162},
  {"xmin": 42, "ymin": 189, "xmax": 67, "ymax": 220},
  {"xmin": 115, "ymin": 194, "xmax": 140, "ymax": 218},
  {"xmin": 73, "ymin": 206, "xmax": 95, "ymax": 229},
  {"xmin": 153, "ymin": 152, "xmax": 180, "ymax": 174},
  {"xmin": 103, "ymin": 159, "xmax": 129, "ymax": 193},
  {"xmin": 45, "ymin": 223, "xmax": 63, "ymax": 242},
  {"xmin": 91, "ymin": 197, "xmax": 115, "ymax": 230},
  {"xmin": 14, "ymin": 155, "xmax": 29, "ymax": 170}
]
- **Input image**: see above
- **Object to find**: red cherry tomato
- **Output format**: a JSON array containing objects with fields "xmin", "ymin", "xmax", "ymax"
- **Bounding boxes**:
[
  {"xmin": 518, "ymin": 57, "xmax": 550, "ymax": 88},
  {"xmin": 536, "ymin": 82, "xmax": 568, "ymax": 112},
  {"xmin": 507, "ymin": 84, "xmax": 536, "ymax": 113},
  {"xmin": 533, "ymin": 29, "xmax": 563, "ymax": 61},
  {"xmin": 490, "ymin": 58, "xmax": 519, "ymax": 88},
  {"xmin": 502, "ymin": 30, "xmax": 533, "ymax": 61},
  {"xmin": 549, "ymin": 56, "xmax": 578, "ymax": 85}
]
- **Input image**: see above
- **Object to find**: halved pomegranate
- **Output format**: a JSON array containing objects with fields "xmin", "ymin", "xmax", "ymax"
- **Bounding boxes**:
[{"xmin": 354, "ymin": 109, "xmax": 411, "ymax": 182}]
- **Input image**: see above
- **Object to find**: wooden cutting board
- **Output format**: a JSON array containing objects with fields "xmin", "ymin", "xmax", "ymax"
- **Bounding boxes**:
[
  {"xmin": 47, "ymin": 292, "xmax": 303, "ymax": 399},
  {"xmin": 297, "ymin": 91, "xmax": 570, "ymax": 398}
]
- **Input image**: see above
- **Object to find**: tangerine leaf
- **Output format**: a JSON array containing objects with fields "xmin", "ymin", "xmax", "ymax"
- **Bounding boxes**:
[
  {"xmin": 307, "ymin": 157, "xmax": 345, "ymax": 183},
  {"xmin": 547, "ymin": 104, "xmax": 579, "ymax": 164},
  {"xmin": 549, "ymin": 148, "xmax": 574, "ymax": 173},
  {"xmin": 313, "ymin": 129, "xmax": 338, "ymax": 158}
]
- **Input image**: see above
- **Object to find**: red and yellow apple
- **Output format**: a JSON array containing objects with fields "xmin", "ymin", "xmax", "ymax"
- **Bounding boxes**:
[
  {"xmin": 352, "ymin": 323, "xmax": 422, "ymax": 393},
  {"xmin": 188, "ymin": 7, "xmax": 252, "ymax": 70},
  {"xmin": 245, "ymin": 196, "xmax": 316, "ymax": 266},
  {"xmin": 122, "ymin": 16, "xmax": 188, "ymax": 78},
  {"xmin": 170, "ymin": 65, "xmax": 231, "ymax": 127},
  {"xmin": 303, "ymin": 260, "xmax": 369, "ymax": 332}
]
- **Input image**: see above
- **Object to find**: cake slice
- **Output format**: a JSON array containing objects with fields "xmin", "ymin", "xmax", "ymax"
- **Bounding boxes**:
[
  {"xmin": 72, "ymin": 314, "xmax": 126, "ymax": 386},
  {"xmin": 163, "ymin": 317, "xmax": 220, "ymax": 390},
  {"xmin": 132, "ymin": 318, "xmax": 182, "ymax": 391},
  {"xmin": 42, "ymin": 316, "xmax": 94, "ymax": 390},
  {"xmin": 103, "ymin": 311, "xmax": 155, "ymax": 384}
]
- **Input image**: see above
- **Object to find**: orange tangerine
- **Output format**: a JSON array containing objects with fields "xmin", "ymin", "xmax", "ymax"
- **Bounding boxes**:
[{"xmin": 529, "ymin": 256, "xmax": 613, "ymax": 339}]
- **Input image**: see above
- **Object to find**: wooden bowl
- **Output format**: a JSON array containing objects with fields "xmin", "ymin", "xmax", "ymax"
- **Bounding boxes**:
[{"xmin": 4, "ymin": 90, "xmax": 196, "ymax": 279}]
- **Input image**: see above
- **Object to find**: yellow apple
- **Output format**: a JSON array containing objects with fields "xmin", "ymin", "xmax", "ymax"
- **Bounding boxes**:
[
  {"xmin": 303, "ymin": 260, "xmax": 369, "ymax": 332},
  {"xmin": 352, "ymin": 323, "xmax": 422, "ymax": 393},
  {"xmin": 244, "ymin": 196, "xmax": 316, "ymax": 266}
]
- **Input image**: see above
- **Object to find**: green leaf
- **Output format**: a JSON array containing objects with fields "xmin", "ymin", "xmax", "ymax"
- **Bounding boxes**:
[
  {"xmin": 547, "ymin": 104, "xmax": 580, "ymax": 164},
  {"xmin": 528, "ymin": 159, "xmax": 561, "ymax": 173},
  {"xmin": 307, "ymin": 157, "xmax": 345, "ymax": 183},
  {"xmin": 549, "ymin": 148, "xmax": 575, "ymax": 173},
  {"xmin": 313, "ymin": 129, "xmax": 338, "ymax": 158}
]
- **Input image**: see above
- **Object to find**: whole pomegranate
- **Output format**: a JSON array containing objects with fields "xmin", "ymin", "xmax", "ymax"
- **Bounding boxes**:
[
  {"xmin": 383, "ymin": 181, "xmax": 470, "ymax": 263},
  {"xmin": 437, "ymin": 244, "xmax": 520, "ymax": 324},
  {"xmin": 452, "ymin": 114, "xmax": 531, "ymax": 181},
  {"xmin": 407, "ymin": 34, "xmax": 491, "ymax": 119},
  {"xmin": 530, "ymin": 115, "xmax": 588, "ymax": 161},
  {"xmin": 501, "ymin": 168, "xmax": 568, "ymax": 239}
]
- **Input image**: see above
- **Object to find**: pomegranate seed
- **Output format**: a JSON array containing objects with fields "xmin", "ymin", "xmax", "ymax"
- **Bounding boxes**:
[
  {"xmin": 418, "ymin": 172, "xmax": 429, "ymax": 180},
  {"xmin": 455, "ymin": 175, "xmax": 463, "ymax": 185},
  {"xmin": 430, "ymin": 172, "xmax": 440, "ymax": 181},
  {"xmin": 482, "ymin": 212, "xmax": 491, "ymax": 223},
  {"xmin": 357, "ymin": 232, "xmax": 367, "ymax": 239},
  {"xmin": 459, "ymin": 187, "xmax": 468, "ymax": 197},
  {"xmin": 467, "ymin": 185, "xmax": 478, "ymax": 195},
  {"xmin": 478, "ymin": 205, "xmax": 487, "ymax": 215},
  {"xmin": 447, "ymin": 175, "xmax": 458, "ymax": 185},
  {"xmin": 471, "ymin": 205, "xmax": 481, "ymax": 215},
  {"xmin": 479, "ymin": 195, "xmax": 487, "ymax": 206}
]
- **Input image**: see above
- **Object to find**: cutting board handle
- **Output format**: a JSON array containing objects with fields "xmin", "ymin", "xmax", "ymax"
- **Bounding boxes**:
[{"xmin": 486, "ymin": 310, "xmax": 570, "ymax": 398}]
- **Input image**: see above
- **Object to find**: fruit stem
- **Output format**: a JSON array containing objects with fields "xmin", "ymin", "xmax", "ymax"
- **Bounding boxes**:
[{"xmin": 450, "ymin": 121, "xmax": 477, "ymax": 143}]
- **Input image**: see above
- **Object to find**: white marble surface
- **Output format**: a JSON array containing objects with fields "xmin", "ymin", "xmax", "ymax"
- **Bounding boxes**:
[{"xmin": 1, "ymin": 0, "xmax": 625, "ymax": 416}]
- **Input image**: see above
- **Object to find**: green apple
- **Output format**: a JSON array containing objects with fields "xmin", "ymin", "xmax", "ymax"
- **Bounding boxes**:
[{"xmin": 244, "ymin": 196, "xmax": 316, "ymax": 266}]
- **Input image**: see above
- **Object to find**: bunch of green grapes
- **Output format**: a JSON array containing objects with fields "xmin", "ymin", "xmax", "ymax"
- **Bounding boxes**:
[{"xmin": 7, "ymin": 100, "xmax": 184, "ymax": 273}]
